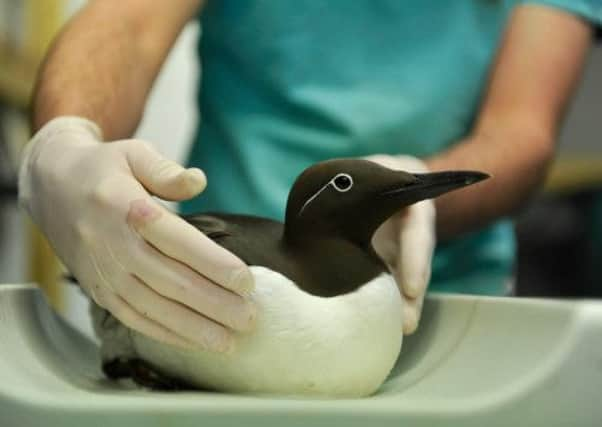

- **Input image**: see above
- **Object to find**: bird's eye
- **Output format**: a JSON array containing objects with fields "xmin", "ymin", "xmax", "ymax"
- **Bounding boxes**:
[{"xmin": 332, "ymin": 173, "xmax": 353, "ymax": 192}]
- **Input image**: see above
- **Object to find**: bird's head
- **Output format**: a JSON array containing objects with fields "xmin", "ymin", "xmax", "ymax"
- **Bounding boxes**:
[{"xmin": 284, "ymin": 158, "xmax": 488, "ymax": 246}]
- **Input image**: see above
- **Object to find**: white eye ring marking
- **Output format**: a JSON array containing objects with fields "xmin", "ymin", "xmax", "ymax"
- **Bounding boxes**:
[
  {"xmin": 332, "ymin": 173, "xmax": 353, "ymax": 192},
  {"xmin": 298, "ymin": 173, "xmax": 354, "ymax": 216}
]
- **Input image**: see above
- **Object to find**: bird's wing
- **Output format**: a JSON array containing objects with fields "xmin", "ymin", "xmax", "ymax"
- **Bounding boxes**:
[
  {"xmin": 182, "ymin": 213, "xmax": 287, "ymax": 272},
  {"xmin": 184, "ymin": 214, "xmax": 233, "ymax": 240}
]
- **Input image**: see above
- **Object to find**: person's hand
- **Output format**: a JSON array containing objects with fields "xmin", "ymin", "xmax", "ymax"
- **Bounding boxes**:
[
  {"xmin": 363, "ymin": 154, "xmax": 436, "ymax": 335},
  {"xmin": 19, "ymin": 116, "xmax": 256, "ymax": 352}
]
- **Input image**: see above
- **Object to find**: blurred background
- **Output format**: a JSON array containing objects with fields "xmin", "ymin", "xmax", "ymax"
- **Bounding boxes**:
[{"xmin": 0, "ymin": 1, "xmax": 600, "ymax": 328}]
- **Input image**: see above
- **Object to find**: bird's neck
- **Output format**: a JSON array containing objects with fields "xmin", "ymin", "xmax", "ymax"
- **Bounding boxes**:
[
  {"xmin": 280, "ymin": 232, "xmax": 387, "ymax": 297},
  {"xmin": 283, "ymin": 208, "xmax": 393, "ymax": 251}
]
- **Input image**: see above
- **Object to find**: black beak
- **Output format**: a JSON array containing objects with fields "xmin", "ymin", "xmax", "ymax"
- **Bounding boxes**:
[{"xmin": 381, "ymin": 170, "xmax": 489, "ymax": 205}]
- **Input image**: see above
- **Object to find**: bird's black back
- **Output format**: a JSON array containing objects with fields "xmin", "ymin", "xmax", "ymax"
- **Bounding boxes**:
[{"xmin": 183, "ymin": 213, "xmax": 386, "ymax": 297}]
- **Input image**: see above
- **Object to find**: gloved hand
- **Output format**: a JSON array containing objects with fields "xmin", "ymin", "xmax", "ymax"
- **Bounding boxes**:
[
  {"xmin": 19, "ymin": 116, "xmax": 256, "ymax": 352},
  {"xmin": 363, "ymin": 154, "xmax": 436, "ymax": 335}
]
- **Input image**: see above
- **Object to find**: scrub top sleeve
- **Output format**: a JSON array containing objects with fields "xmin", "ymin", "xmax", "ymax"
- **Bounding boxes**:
[{"xmin": 522, "ymin": 0, "xmax": 602, "ymax": 28}]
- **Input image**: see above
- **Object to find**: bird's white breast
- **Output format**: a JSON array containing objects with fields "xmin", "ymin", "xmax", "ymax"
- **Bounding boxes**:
[{"xmin": 96, "ymin": 266, "xmax": 404, "ymax": 398}]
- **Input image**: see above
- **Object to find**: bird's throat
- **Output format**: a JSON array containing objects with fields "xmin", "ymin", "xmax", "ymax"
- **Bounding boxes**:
[{"xmin": 281, "ymin": 234, "xmax": 387, "ymax": 297}]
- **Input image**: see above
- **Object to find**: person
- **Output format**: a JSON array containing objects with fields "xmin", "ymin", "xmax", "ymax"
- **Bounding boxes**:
[{"xmin": 19, "ymin": 1, "xmax": 600, "ymax": 353}]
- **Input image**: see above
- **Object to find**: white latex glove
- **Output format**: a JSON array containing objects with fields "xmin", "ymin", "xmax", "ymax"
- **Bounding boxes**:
[
  {"xmin": 19, "ymin": 116, "xmax": 256, "ymax": 352},
  {"xmin": 363, "ymin": 154, "xmax": 436, "ymax": 335}
]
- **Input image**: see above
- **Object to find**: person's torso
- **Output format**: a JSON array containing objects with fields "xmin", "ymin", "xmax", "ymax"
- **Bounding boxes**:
[{"xmin": 183, "ymin": 0, "xmax": 520, "ymax": 294}]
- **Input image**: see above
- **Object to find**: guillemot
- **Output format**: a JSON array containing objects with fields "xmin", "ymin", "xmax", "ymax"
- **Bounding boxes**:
[{"xmin": 92, "ymin": 158, "xmax": 488, "ymax": 397}]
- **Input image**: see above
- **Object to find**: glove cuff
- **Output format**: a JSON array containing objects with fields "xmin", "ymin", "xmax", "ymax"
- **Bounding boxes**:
[
  {"xmin": 30, "ymin": 116, "xmax": 103, "ymax": 143},
  {"xmin": 18, "ymin": 116, "xmax": 103, "ymax": 213}
]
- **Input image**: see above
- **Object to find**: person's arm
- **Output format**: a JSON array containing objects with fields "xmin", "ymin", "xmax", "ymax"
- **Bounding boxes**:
[
  {"xmin": 21, "ymin": 0, "xmax": 257, "ymax": 353},
  {"xmin": 33, "ymin": 0, "xmax": 204, "ymax": 138},
  {"xmin": 367, "ymin": 4, "xmax": 593, "ymax": 334},
  {"xmin": 427, "ymin": 4, "xmax": 593, "ymax": 240}
]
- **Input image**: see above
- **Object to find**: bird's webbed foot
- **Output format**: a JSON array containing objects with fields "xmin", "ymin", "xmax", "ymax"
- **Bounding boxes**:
[{"xmin": 102, "ymin": 358, "xmax": 195, "ymax": 391}]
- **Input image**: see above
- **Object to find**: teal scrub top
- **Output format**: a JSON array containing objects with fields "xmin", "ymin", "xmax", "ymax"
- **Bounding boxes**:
[{"xmin": 182, "ymin": 0, "xmax": 602, "ymax": 295}]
